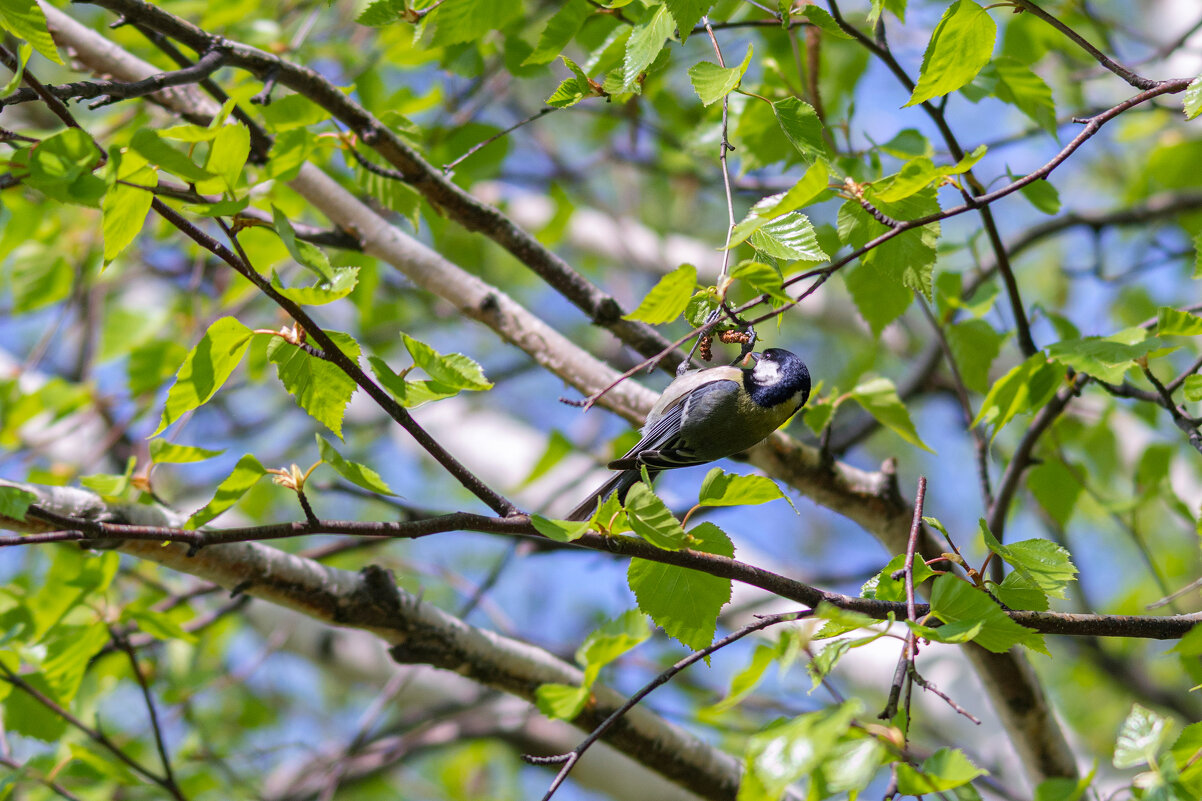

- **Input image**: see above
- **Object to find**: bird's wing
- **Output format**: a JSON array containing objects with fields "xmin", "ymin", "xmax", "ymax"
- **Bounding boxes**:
[{"xmin": 611, "ymin": 378, "xmax": 740, "ymax": 470}]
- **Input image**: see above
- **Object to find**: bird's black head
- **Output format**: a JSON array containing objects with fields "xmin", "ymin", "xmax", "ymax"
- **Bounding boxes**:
[{"xmin": 743, "ymin": 348, "xmax": 811, "ymax": 410}]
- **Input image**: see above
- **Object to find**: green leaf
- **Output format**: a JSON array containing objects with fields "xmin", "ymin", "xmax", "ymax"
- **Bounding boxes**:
[
  {"xmin": 398, "ymin": 333, "xmax": 493, "ymax": 396},
  {"xmin": 186, "ymin": 454, "xmax": 267, "ymax": 528},
  {"xmin": 42, "ymin": 622, "xmax": 108, "ymax": 704},
  {"xmin": 862, "ymin": 553, "xmax": 937, "ymax": 602},
  {"xmin": 1114, "ymin": 703, "xmax": 1171, "ymax": 769},
  {"xmin": 739, "ymin": 701, "xmax": 860, "ymax": 801},
  {"xmin": 684, "ymin": 287, "xmax": 720, "ymax": 327},
  {"xmin": 688, "ymin": 46, "xmax": 752, "ymax": 106},
  {"xmin": 896, "ymin": 748, "xmax": 988, "ymax": 794},
  {"xmin": 430, "ymin": 0, "xmax": 520, "ymax": 45},
  {"xmin": 697, "ymin": 468, "xmax": 787, "ymax": 507},
  {"xmin": 973, "ymin": 352, "xmax": 1061, "ymax": 438},
  {"xmin": 102, "ymin": 154, "xmax": 156, "ymax": 262},
  {"xmin": 17, "ymin": 128, "xmax": 106, "ymax": 206},
  {"xmin": 356, "ymin": 0, "xmax": 408, "ymax": 27},
  {"xmin": 5, "ymin": 673, "xmax": 68, "ymax": 740},
  {"xmin": 990, "ymin": 570, "xmax": 1049, "ymax": 612},
  {"xmin": 130, "ymin": 129, "xmax": 211, "ymax": 183},
  {"xmin": 1019, "ymin": 176, "xmax": 1061, "ymax": 214},
  {"xmin": 623, "ymin": 483, "xmax": 688, "ymax": 550},
  {"xmin": 535, "ymin": 683, "xmax": 589, "ymax": 720},
  {"xmin": 929, "ymin": 573, "xmax": 1046, "ymax": 654},
  {"xmin": 129, "ymin": 339, "xmax": 188, "ymax": 397},
  {"xmin": 273, "ymin": 206, "xmax": 334, "ymax": 282},
  {"xmin": 525, "ymin": 0, "xmax": 592, "ymax": 65},
  {"xmin": 623, "ymin": 264, "xmax": 697, "ymax": 324},
  {"xmin": 520, "ymin": 431, "xmax": 575, "ymax": 488},
  {"xmin": 867, "ymin": 0, "xmax": 906, "ymax": 26},
  {"xmin": 629, "ymin": 521, "xmax": 732, "ymax": 649},
  {"xmin": 0, "ymin": 40, "xmax": 30, "ymax": 95},
  {"xmin": 11, "ymin": 256, "xmax": 72, "ymax": 313},
  {"xmin": 906, "ymin": 0, "xmax": 996, "ymax": 107},
  {"xmin": 1185, "ymin": 76, "xmax": 1202, "ymax": 121},
  {"xmin": 1170, "ymin": 721, "xmax": 1202, "ymax": 793},
  {"xmin": 0, "ymin": 485, "xmax": 36, "ymax": 521},
  {"xmin": 797, "ymin": 5, "xmax": 853, "ymax": 39},
  {"xmin": 729, "ymin": 261, "xmax": 790, "ymax": 304},
  {"xmin": 772, "ymin": 97, "xmax": 828, "ymax": 165},
  {"xmin": 749, "ymin": 212, "xmax": 829, "ymax": 263},
  {"xmin": 1185, "ymin": 375, "xmax": 1202, "ymax": 402},
  {"xmin": 621, "ymin": 3, "xmax": 673, "ymax": 90},
  {"xmin": 1045, "ymin": 332, "xmax": 1167, "ymax": 384},
  {"xmin": 705, "ymin": 643, "xmax": 775, "ymax": 713},
  {"xmin": 0, "ymin": 0, "xmax": 62, "ymax": 64},
  {"xmin": 149, "ymin": 440, "xmax": 225, "ymax": 464},
  {"xmin": 1026, "ymin": 459, "xmax": 1082, "ymax": 527},
  {"xmin": 577, "ymin": 609, "xmax": 651, "ymax": 685},
  {"xmin": 763, "ymin": 161, "xmax": 831, "ymax": 217},
  {"xmin": 270, "ymin": 267, "xmax": 360, "ymax": 306},
  {"xmin": 267, "ymin": 330, "xmax": 360, "ymax": 438},
  {"xmin": 666, "ymin": 0, "xmax": 710, "ymax": 41},
  {"xmin": 906, "ymin": 619, "xmax": 983, "ymax": 644},
  {"xmin": 153, "ymin": 317, "xmax": 255, "ymax": 436},
  {"xmin": 203, "ymin": 124, "xmax": 251, "ymax": 192},
  {"xmin": 318, "ymin": 435, "xmax": 395, "ymax": 495},
  {"xmin": 531, "ymin": 514, "xmax": 591, "ymax": 543},
  {"xmin": 125, "ymin": 608, "xmax": 198, "ymax": 644},
  {"xmin": 987, "ymin": 57, "xmax": 1057, "ymax": 135},
  {"xmin": 80, "ymin": 455, "xmax": 136, "ymax": 497},
  {"xmin": 848, "ymin": 377, "xmax": 934, "ymax": 452},
  {"xmin": 945, "ymin": 318, "xmax": 1002, "ymax": 393},
  {"xmin": 1158, "ymin": 306, "xmax": 1202, "ymax": 336}
]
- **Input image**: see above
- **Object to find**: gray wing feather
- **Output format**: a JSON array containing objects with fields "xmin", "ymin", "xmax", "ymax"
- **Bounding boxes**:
[{"xmin": 614, "ymin": 379, "xmax": 739, "ymax": 470}]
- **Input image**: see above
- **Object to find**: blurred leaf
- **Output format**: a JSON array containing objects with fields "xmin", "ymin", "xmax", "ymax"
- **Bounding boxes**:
[
  {"xmin": 577, "ymin": 609, "xmax": 650, "ymax": 683},
  {"xmin": 318, "ymin": 435, "xmax": 394, "ymax": 495},
  {"xmin": 986, "ymin": 57, "xmax": 1057, "ymax": 135},
  {"xmin": 1026, "ymin": 459, "xmax": 1082, "ymax": 527},
  {"xmin": 946, "ymin": 319, "xmax": 1002, "ymax": 393},
  {"xmin": 1157, "ymin": 307, "xmax": 1202, "ymax": 336},
  {"xmin": 705, "ymin": 643, "xmax": 775, "ymax": 713},
  {"xmin": 739, "ymin": 701, "xmax": 860, "ymax": 801},
  {"xmin": 535, "ymin": 683, "xmax": 589, "ymax": 720},
  {"xmin": 525, "ymin": 0, "xmax": 591, "ymax": 65},
  {"xmin": 973, "ymin": 352, "xmax": 1061, "ymax": 438},
  {"xmin": 896, "ymin": 748, "xmax": 987, "ymax": 793},
  {"xmin": 186, "ymin": 454, "xmax": 267, "ymax": 528},
  {"xmin": 0, "ymin": 485, "xmax": 36, "ymax": 521},
  {"xmin": 1114, "ymin": 703, "xmax": 1171, "ymax": 769},
  {"xmin": 430, "ymin": 0, "xmax": 519, "ymax": 46},
  {"xmin": 520, "ymin": 430, "xmax": 574, "ymax": 488},
  {"xmin": 1019, "ymin": 176, "xmax": 1061, "ymax": 214},
  {"xmin": 1185, "ymin": 76, "xmax": 1202, "ymax": 121},
  {"xmin": 906, "ymin": 0, "xmax": 996, "ymax": 107},
  {"xmin": 0, "ymin": 0, "xmax": 60, "ymax": 63}
]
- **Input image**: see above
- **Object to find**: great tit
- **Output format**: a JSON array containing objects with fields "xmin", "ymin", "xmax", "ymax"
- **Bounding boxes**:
[{"xmin": 565, "ymin": 348, "xmax": 811, "ymax": 521}]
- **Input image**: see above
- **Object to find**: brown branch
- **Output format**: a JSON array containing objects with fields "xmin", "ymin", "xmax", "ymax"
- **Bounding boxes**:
[
  {"xmin": 1011, "ymin": 0, "xmax": 1158, "ymax": 90},
  {"xmin": 87, "ymin": 0, "xmax": 690, "ymax": 372},
  {"xmin": 11, "ymin": 500, "xmax": 1202, "ymax": 641}
]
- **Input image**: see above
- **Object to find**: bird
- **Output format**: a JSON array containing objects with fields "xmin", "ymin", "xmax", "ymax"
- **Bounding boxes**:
[{"xmin": 565, "ymin": 348, "xmax": 811, "ymax": 521}]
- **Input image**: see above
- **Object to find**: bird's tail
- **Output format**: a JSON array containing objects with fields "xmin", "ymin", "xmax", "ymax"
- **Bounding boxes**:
[{"xmin": 564, "ymin": 469, "xmax": 658, "ymax": 522}]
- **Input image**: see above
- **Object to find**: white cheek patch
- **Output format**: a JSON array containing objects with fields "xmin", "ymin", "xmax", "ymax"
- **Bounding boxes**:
[{"xmin": 753, "ymin": 359, "xmax": 780, "ymax": 384}]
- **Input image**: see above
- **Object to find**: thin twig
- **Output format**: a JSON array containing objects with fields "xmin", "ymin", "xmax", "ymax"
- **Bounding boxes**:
[
  {"xmin": 110, "ymin": 630, "xmax": 184, "ymax": 796},
  {"xmin": 528, "ymin": 609, "xmax": 814, "ymax": 801},
  {"xmin": 443, "ymin": 107, "xmax": 557, "ymax": 175}
]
